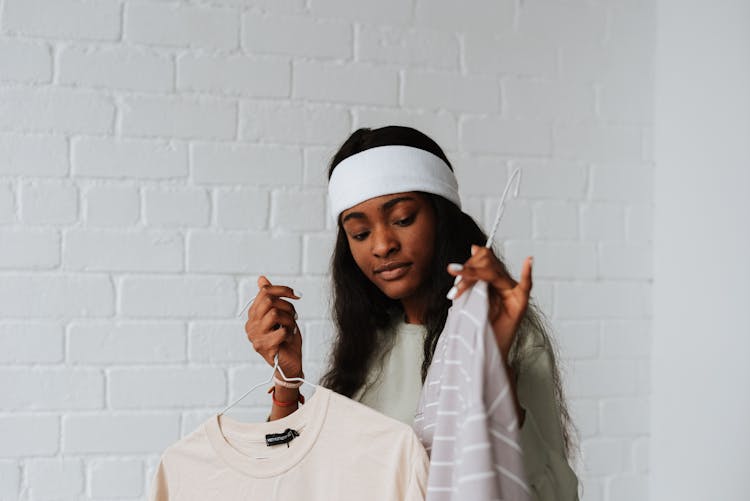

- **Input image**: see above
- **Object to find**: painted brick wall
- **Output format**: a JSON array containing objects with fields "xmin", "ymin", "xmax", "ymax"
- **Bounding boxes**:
[{"xmin": 0, "ymin": 0, "xmax": 654, "ymax": 499}]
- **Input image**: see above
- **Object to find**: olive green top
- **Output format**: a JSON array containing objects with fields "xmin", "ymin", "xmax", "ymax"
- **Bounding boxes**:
[{"xmin": 352, "ymin": 317, "xmax": 580, "ymax": 501}]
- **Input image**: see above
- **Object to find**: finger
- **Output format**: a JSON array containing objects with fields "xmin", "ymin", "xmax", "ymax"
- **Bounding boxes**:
[
  {"xmin": 261, "ymin": 307, "xmax": 297, "ymax": 337},
  {"xmin": 251, "ymin": 294, "xmax": 298, "ymax": 321},
  {"xmin": 518, "ymin": 256, "xmax": 534, "ymax": 295}
]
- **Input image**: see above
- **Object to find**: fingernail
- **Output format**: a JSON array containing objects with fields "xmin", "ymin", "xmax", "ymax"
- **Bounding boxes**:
[
  {"xmin": 471, "ymin": 245, "xmax": 477, "ymax": 256},
  {"xmin": 446, "ymin": 286, "xmax": 457, "ymax": 300},
  {"xmin": 294, "ymin": 290, "xmax": 303, "ymax": 298},
  {"xmin": 294, "ymin": 311, "xmax": 298, "ymax": 320},
  {"xmin": 453, "ymin": 275, "xmax": 463, "ymax": 285},
  {"xmin": 448, "ymin": 263, "xmax": 463, "ymax": 272},
  {"xmin": 529, "ymin": 257, "xmax": 534, "ymax": 267}
]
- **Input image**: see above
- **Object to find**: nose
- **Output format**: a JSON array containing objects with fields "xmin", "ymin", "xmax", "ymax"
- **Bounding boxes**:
[{"xmin": 371, "ymin": 224, "xmax": 400, "ymax": 258}]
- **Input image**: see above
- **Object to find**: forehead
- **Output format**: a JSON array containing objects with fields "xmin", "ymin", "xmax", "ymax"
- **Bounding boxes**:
[{"xmin": 340, "ymin": 192, "xmax": 422, "ymax": 223}]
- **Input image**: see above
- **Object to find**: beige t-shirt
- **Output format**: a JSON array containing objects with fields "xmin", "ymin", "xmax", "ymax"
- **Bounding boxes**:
[{"xmin": 148, "ymin": 386, "xmax": 428, "ymax": 500}]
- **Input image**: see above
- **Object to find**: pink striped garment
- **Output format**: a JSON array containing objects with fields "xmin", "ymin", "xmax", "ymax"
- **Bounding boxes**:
[{"xmin": 412, "ymin": 279, "xmax": 530, "ymax": 501}]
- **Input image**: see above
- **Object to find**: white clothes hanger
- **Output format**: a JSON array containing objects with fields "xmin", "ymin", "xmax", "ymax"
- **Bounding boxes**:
[
  {"xmin": 485, "ymin": 167, "xmax": 521, "ymax": 250},
  {"xmin": 220, "ymin": 295, "xmax": 315, "ymax": 416}
]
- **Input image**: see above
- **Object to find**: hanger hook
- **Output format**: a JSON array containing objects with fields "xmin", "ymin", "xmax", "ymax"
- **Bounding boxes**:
[{"xmin": 485, "ymin": 167, "xmax": 522, "ymax": 249}]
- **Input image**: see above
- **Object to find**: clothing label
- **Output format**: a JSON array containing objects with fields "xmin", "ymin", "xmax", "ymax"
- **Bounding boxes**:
[{"xmin": 265, "ymin": 428, "xmax": 299, "ymax": 448}]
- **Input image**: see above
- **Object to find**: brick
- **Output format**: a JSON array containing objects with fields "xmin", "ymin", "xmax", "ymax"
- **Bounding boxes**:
[
  {"xmin": 302, "ymin": 320, "xmax": 335, "ymax": 363},
  {"xmin": 600, "ymin": 76, "xmax": 653, "ymax": 123},
  {"xmin": 598, "ymin": 242, "xmax": 652, "ymax": 280},
  {"xmin": 0, "ymin": 88, "xmax": 114, "ymax": 134},
  {"xmin": 533, "ymin": 201, "xmax": 578, "ymax": 240},
  {"xmin": 242, "ymin": 12, "xmax": 351, "ymax": 59},
  {"xmin": 0, "ymin": 415, "xmax": 59, "ymax": 457},
  {"xmin": 19, "ymin": 180, "xmax": 77, "ymax": 224},
  {"xmin": 215, "ymin": 188, "xmax": 269, "ymax": 230},
  {"xmin": 120, "ymin": 276, "xmax": 235, "ymax": 318},
  {"xmin": 63, "ymin": 413, "xmax": 179, "ymax": 454},
  {"xmin": 63, "ymin": 229, "xmax": 183, "ymax": 272},
  {"xmin": 0, "ymin": 39, "xmax": 52, "ymax": 83},
  {"xmin": 121, "ymin": 96, "xmax": 236, "ymax": 140},
  {"xmin": 0, "ymin": 323, "xmax": 63, "ymax": 364},
  {"xmin": 1, "ymin": 0, "xmax": 120, "ymax": 40},
  {"xmin": 567, "ymin": 360, "xmax": 636, "ymax": 398},
  {"xmin": 192, "ymin": 142, "xmax": 302, "ymax": 185},
  {"xmin": 189, "ymin": 322, "xmax": 257, "ymax": 363},
  {"xmin": 0, "ymin": 182, "xmax": 12, "ymax": 223},
  {"xmin": 303, "ymin": 233, "xmax": 335, "ymax": 275},
  {"xmin": 0, "ymin": 460, "xmax": 20, "ymax": 498},
  {"xmin": 84, "ymin": 184, "xmax": 140, "ymax": 227},
  {"xmin": 509, "ymin": 160, "xmax": 588, "ymax": 199},
  {"xmin": 59, "ymin": 46, "xmax": 174, "ymax": 92},
  {"xmin": 591, "ymin": 166, "xmax": 653, "ymax": 202},
  {"xmin": 90, "ymin": 459, "xmax": 143, "ymax": 498},
  {"xmin": 464, "ymin": 31, "xmax": 556, "ymax": 77},
  {"xmin": 504, "ymin": 77, "xmax": 595, "ymax": 121},
  {"xmin": 626, "ymin": 203, "xmax": 653, "ymax": 243},
  {"xmin": 414, "ymin": 0, "xmax": 514, "ymax": 33},
  {"xmin": 187, "ymin": 231, "xmax": 301, "ymax": 274},
  {"xmin": 239, "ymin": 101, "xmax": 351, "ymax": 145},
  {"xmin": 271, "ymin": 189, "xmax": 326, "ymax": 231},
  {"xmin": 504, "ymin": 241, "xmax": 597, "ymax": 280},
  {"xmin": 108, "ymin": 368, "xmax": 225, "ymax": 408},
  {"xmin": 177, "ymin": 53, "xmax": 289, "ymax": 97},
  {"xmin": 293, "ymin": 61, "xmax": 398, "ymax": 106},
  {"xmin": 517, "ymin": 0, "xmax": 607, "ymax": 48},
  {"xmin": 461, "ymin": 117, "xmax": 552, "ymax": 155},
  {"xmin": 0, "ymin": 368, "xmax": 103, "ymax": 410},
  {"xmin": 601, "ymin": 319, "xmax": 651, "ymax": 359},
  {"xmin": 580, "ymin": 439, "xmax": 627, "ymax": 476},
  {"xmin": 72, "ymin": 137, "xmax": 188, "ymax": 179},
  {"xmin": 0, "ymin": 274, "xmax": 114, "ymax": 318},
  {"xmin": 482, "ymin": 199, "xmax": 532, "ymax": 239},
  {"xmin": 68, "ymin": 322, "xmax": 185, "ymax": 364},
  {"xmin": 601, "ymin": 398, "xmax": 650, "ymax": 435},
  {"xmin": 581, "ymin": 202, "xmax": 626, "ymax": 241},
  {"xmin": 608, "ymin": 474, "xmax": 648, "ymax": 501},
  {"xmin": 403, "ymin": 70, "xmax": 498, "ymax": 112},
  {"xmin": 125, "ymin": 2, "xmax": 239, "ymax": 49},
  {"xmin": 556, "ymin": 282, "xmax": 650, "ymax": 319},
  {"xmin": 554, "ymin": 123, "xmax": 642, "ymax": 162},
  {"xmin": 309, "ymin": 0, "xmax": 413, "ymax": 25},
  {"xmin": 568, "ymin": 398, "xmax": 598, "ymax": 438},
  {"xmin": 143, "ymin": 187, "xmax": 210, "ymax": 227},
  {"xmin": 554, "ymin": 321, "xmax": 599, "ymax": 359},
  {"xmin": 358, "ymin": 25, "xmax": 459, "ymax": 70},
  {"xmin": 0, "ymin": 228, "xmax": 59, "ymax": 269},
  {"xmin": 27, "ymin": 458, "xmax": 83, "ymax": 498}
]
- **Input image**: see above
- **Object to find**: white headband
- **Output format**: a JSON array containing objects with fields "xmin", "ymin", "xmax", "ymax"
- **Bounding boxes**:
[{"xmin": 328, "ymin": 145, "xmax": 461, "ymax": 224}]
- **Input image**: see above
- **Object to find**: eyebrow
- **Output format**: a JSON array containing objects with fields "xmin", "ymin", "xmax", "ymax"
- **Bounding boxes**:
[{"xmin": 341, "ymin": 196, "xmax": 416, "ymax": 224}]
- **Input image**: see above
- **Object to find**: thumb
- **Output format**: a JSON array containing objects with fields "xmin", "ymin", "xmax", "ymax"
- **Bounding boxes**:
[{"xmin": 257, "ymin": 275, "xmax": 271, "ymax": 289}]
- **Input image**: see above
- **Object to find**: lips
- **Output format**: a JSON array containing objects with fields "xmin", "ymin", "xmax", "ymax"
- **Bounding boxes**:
[{"xmin": 375, "ymin": 262, "xmax": 411, "ymax": 273}]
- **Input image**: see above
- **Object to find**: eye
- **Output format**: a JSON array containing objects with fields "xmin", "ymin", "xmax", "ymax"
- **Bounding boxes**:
[
  {"xmin": 395, "ymin": 215, "xmax": 415, "ymax": 226},
  {"xmin": 352, "ymin": 231, "xmax": 369, "ymax": 241}
]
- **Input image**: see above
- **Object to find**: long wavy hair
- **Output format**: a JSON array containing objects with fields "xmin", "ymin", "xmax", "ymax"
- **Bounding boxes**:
[{"xmin": 317, "ymin": 125, "xmax": 577, "ymax": 459}]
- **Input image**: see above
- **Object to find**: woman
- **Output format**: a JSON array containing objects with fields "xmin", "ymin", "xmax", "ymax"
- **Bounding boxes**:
[{"xmin": 245, "ymin": 125, "xmax": 580, "ymax": 500}]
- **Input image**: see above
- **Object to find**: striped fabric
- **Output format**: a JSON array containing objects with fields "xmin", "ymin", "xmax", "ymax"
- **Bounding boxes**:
[{"xmin": 412, "ymin": 279, "xmax": 530, "ymax": 501}]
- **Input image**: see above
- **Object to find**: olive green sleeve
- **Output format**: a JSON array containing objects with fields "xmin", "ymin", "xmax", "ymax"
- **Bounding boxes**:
[{"xmin": 516, "ymin": 345, "xmax": 580, "ymax": 501}]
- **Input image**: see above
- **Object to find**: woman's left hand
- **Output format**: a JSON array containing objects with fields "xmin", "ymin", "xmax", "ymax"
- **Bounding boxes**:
[{"xmin": 446, "ymin": 244, "xmax": 533, "ymax": 363}]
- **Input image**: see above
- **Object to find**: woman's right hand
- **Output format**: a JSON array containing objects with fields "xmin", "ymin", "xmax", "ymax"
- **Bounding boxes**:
[{"xmin": 244, "ymin": 275, "xmax": 303, "ymax": 380}]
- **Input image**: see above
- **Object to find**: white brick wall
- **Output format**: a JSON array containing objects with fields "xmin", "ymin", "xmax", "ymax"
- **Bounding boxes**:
[{"xmin": 0, "ymin": 0, "xmax": 654, "ymax": 499}]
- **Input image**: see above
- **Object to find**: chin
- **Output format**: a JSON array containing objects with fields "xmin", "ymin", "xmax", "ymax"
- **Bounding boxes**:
[{"xmin": 377, "ymin": 277, "xmax": 419, "ymax": 299}]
